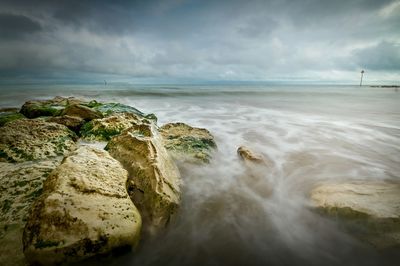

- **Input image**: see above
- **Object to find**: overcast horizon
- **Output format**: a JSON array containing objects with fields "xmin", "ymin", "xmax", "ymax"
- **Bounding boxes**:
[{"xmin": 0, "ymin": 0, "xmax": 399, "ymax": 85}]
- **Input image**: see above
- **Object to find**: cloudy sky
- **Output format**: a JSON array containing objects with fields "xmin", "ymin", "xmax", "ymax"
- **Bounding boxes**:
[{"xmin": 0, "ymin": 0, "xmax": 399, "ymax": 84}]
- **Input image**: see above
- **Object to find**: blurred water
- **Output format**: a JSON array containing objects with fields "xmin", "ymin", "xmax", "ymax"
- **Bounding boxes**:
[{"xmin": 1, "ymin": 84, "xmax": 400, "ymax": 265}]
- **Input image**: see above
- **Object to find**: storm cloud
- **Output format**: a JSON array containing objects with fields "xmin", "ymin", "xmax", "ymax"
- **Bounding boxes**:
[{"xmin": 0, "ymin": 0, "xmax": 399, "ymax": 83}]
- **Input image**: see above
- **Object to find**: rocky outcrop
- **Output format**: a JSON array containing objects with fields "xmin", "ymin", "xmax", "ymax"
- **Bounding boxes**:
[
  {"xmin": 80, "ymin": 112, "xmax": 149, "ymax": 141},
  {"xmin": 61, "ymin": 104, "xmax": 103, "ymax": 121},
  {"xmin": 23, "ymin": 147, "xmax": 142, "ymax": 265},
  {"xmin": 19, "ymin": 96, "xmax": 84, "ymax": 119},
  {"xmin": 310, "ymin": 181, "xmax": 400, "ymax": 248},
  {"xmin": 106, "ymin": 124, "xmax": 181, "ymax": 233},
  {"xmin": 47, "ymin": 115, "xmax": 85, "ymax": 133},
  {"xmin": 237, "ymin": 146, "xmax": 274, "ymax": 168},
  {"xmin": 159, "ymin": 122, "xmax": 216, "ymax": 163},
  {"xmin": 0, "ymin": 119, "xmax": 77, "ymax": 162},
  {"xmin": 0, "ymin": 159, "xmax": 61, "ymax": 266}
]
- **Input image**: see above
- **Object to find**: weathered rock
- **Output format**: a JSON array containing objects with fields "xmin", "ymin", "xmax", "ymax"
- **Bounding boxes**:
[
  {"xmin": 85, "ymin": 101, "xmax": 157, "ymax": 121},
  {"xmin": 106, "ymin": 124, "xmax": 181, "ymax": 233},
  {"xmin": 47, "ymin": 115, "xmax": 85, "ymax": 133},
  {"xmin": 19, "ymin": 98, "xmax": 65, "ymax": 119},
  {"xmin": 23, "ymin": 147, "xmax": 142, "ymax": 265},
  {"xmin": 0, "ymin": 119, "xmax": 77, "ymax": 162},
  {"xmin": 80, "ymin": 112, "xmax": 150, "ymax": 141},
  {"xmin": 0, "ymin": 159, "xmax": 61, "ymax": 266},
  {"xmin": 237, "ymin": 146, "xmax": 274, "ymax": 167},
  {"xmin": 159, "ymin": 122, "xmax": 217, "ymax": 163},
  {"xmin": 310, "ymin": 181, "xmax": 400, "ymax": 249},
  {"xmin": 0, "ymin": 110, "xmax": 25, "ymax": 126},
  {"xmin": 61, "ymin": 104, "xmax": 103, "ymax": 121}
]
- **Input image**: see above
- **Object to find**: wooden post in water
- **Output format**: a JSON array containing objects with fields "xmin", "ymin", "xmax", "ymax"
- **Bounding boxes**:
[{"xmin": 360, "ymin": 70, "xmax": 364, "ymax": 86}]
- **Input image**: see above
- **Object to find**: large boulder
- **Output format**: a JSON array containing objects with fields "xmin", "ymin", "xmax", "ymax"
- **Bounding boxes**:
[
  {"xmin": 61, "ymin": 104, "xmax": 103, "ymax": 121},
  {"xmin": 23, "ymin": 147, "xmax": 142, "ymax": 265},
  {"xmin": 106, "ymin": 124, "xmax": 181, "ymax": 233},
  {"xmin": 47, "ymin": 115, "xmax": 85, "ymax": 133},
  {"xmin": 310, "ymin": 181, "xmax": 400, "ymax": 249},
  {"xmin": 159, "ymin": 122, "xmax": 217, "ymax": 163},
  {"xmin": 85, "ymin": 101, "xmax": 157, "ymax": 121},
  {"xmin": 0, "ymin": 159, "xmax": 61, "ymax": 266},
  {"xmin": 0, "ymin": 119, "xmax": 77, "ymax": 162},
  {"xmin": 19, "ymin": 97, "xmax": 88, "ymax": 119},
  {"xmin": 80, "ymin": 112, "xmax": 150, "ymax": 141}
]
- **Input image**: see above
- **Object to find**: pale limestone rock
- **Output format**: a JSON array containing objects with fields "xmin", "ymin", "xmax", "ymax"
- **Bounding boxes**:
[
  {"xmin": 81, "ymin": 112, "xmax": 150, "ymax": 141},
  {"xmin": 159, "ymin": 122, "xmax": 216, "ymax": 163},
  {"xmin": 106, "ymin": 124, "xmax": 181, "ymax": 233},
  {"xmin": 23, "ymin": 147, "xmax": 141, "ymax": 265},
  {"xmin": 0, "ymin": 159, "xmax": 61, "ymax": 266},
  {"xmin": 0, "ymin": 119, "xmax": 77, "ymax": 162},
  {"xmin": 310, "ymin": 181, "xmax": 400, "ymax": 248}
]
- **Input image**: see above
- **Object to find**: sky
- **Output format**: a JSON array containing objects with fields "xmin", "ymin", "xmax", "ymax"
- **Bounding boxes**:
[{"xmin": 0, "ymin": 0, "xmax": 399, "ymax": 84}]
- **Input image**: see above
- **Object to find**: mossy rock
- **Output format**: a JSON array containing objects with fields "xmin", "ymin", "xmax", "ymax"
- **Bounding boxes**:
[
  {"xmin": 159, "ymin": 122, "xmax": 217, "ymax": 163},
  {"xmin": 0, "ymin": 112, "xmax": 25, "ymax": 126},
  {"xmin": 85, "ymin": 101, "xmax": 157, "ymax": 122}
]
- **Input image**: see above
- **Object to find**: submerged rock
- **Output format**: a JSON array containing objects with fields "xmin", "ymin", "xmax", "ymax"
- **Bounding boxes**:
[
  {"xmin": 61, "ymin": 104, "xmax": 103, "ymax": 121},
  {"xmin": 106, "ymin": 124, "xmax": 181, "ymax": 233},
  {"xmin": 0, "ymin": 159, "xmax": 61, "ymax": 266},
  {"xmin": 310, "ymin": 181, "xmax": 400, "ymax": 249},
  {"xmin": 47, "ymin": 115, "xmax": 85, "ymax": 133},
  {"xmin": 237, "ymin": 146, "xmax": 274, "ymax": 168},
  {"xmin": 159, "ymin": 122, "xmax": 217, "ymax": 163},
  {"xmin": 23, "ymin": 147, "xmax": 142, "ymax": 265},
  {"xmin": 0, "ymin": 119, "xmax": 77, "ymax": 162},
  {"xmin": 81, "ymin": 112, "xmax": 149, "ymax": 141}
]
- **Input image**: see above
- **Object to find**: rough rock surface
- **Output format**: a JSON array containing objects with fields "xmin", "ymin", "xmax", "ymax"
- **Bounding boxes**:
[
  {"xmin": 19, "ymin": 96, "xmax": 83, "ymax": 119},
  {"xmin": 23, "ymin": 147, "xmax": 142, "ymax": 265},
  {"xmin": 237, "ymin": 146, "xmax": 274, "ymax": 167},
  {"xmin": 159, "ymin": 122, "xmax": 216, "ymax": 163},
  {"xmin": 81, "ymin": 112, "xmax": 149, "ymax": 141},
  {"xmin": 310, "ymin": 181, "xmax": 400, "ymax": 248},
  {"xmin": 61, "ymin": 104, "xmax": 103, "ymax": 121},
  {"xmin": 0, "ymin": 159, "xmax": 61, "ymax": 266},
  {"xmin": 106, "ymin": 124, "xmax": 181, "ymax": 232},
  {"xmin": 0, "ymin": 119, "xmax": 77, "ymax": 162},
  {"xmin": 47, "ymin": 115, "xmax": 85, "ymax": 133}
]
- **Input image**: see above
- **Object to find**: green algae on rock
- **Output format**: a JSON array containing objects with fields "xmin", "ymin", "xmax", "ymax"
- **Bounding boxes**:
[
  {"xmin": 85, "ymin": 101, "xmax": 157, "ymax": 122},
  {"xmin": 0, "ymin": 119, "xmax": 77, "ymax": 162},
  {"xmin": 80, "ymin": 112, "xmax": 150, "ymax": 141},
  {"xmin": 159, "ymin": 122, "xmax": 217, "ymax": 163},
  {"xmin": 0, "ymin": 111, "xmax": 25, "ymax": 126},
  {"xmin": 310, "ymin": 181, "xmax": 400, "ymax": 249},
  {"xmin": 23, "ymin": 147, "xmax": 142, "ymax": 265},
  {"xmin": 106, "ymin": 124, "xmax": 181, "ymax": 234},
  {"xmin": 0, "ymin": 159, "xmax": 62, "ymax": 266}
]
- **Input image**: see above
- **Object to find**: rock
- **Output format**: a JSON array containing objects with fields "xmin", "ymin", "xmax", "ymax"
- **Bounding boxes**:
[
  {"xmin": 310, "ymin": 181, "xmax": 400, "ymax": 249},
  {"xmin": 237, "ymin": 146, "xmax": 274, "ymax": 167},
  {"xmin": 61, "ymin": 104, "xmax": 103, "ymax": 121},
  {"xmin": 0, "ymin": 159, "xmax": 61, "ymax": 266},
  {"xmin": 0, "ymin": 111, "xmax": 25, "ymax": 126},
  {"xmin": 86, "ymin": 101, "xmax": 157, "ymax": 121},
  {"xmin": 159, "ymin": 122, "xmax": 217, "ymax": 163},
  {"xmin": 22, "ymin": 147, "xmax": 142, "ymax": 265},
  {"xmin": 0, "ymin": 119, "xmax": 77, "ymax": 162},
  {"xmin": 80, "ymin": 112, "xmax": 149, "ymax": 141},
  {"xmin": 47, "ymin": 115, "xmax": 85, "ymax": 133},
  {"xmin": 106, "ymin": 124, "xmax": 181, "ymax": 233}
]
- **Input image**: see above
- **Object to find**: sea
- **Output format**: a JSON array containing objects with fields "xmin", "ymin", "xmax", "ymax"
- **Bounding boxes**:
[{"xmin": 1, "ymin": 84, "xmax": 399, "ymax": 266}]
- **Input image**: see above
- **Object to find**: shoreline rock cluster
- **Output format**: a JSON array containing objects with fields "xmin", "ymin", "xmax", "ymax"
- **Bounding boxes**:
[{"xmin": 0, "ymin": 96, "xmax": 217, "ymax": 265}]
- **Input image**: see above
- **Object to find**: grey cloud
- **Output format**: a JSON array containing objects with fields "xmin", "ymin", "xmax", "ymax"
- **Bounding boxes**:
[
  {"xmin": 353, "ymin": 41, "xmax": 400, "ymax": 71},
  {"xmin": 0, "ymin": 13, "xmax": 42, "ymax": 39}
]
